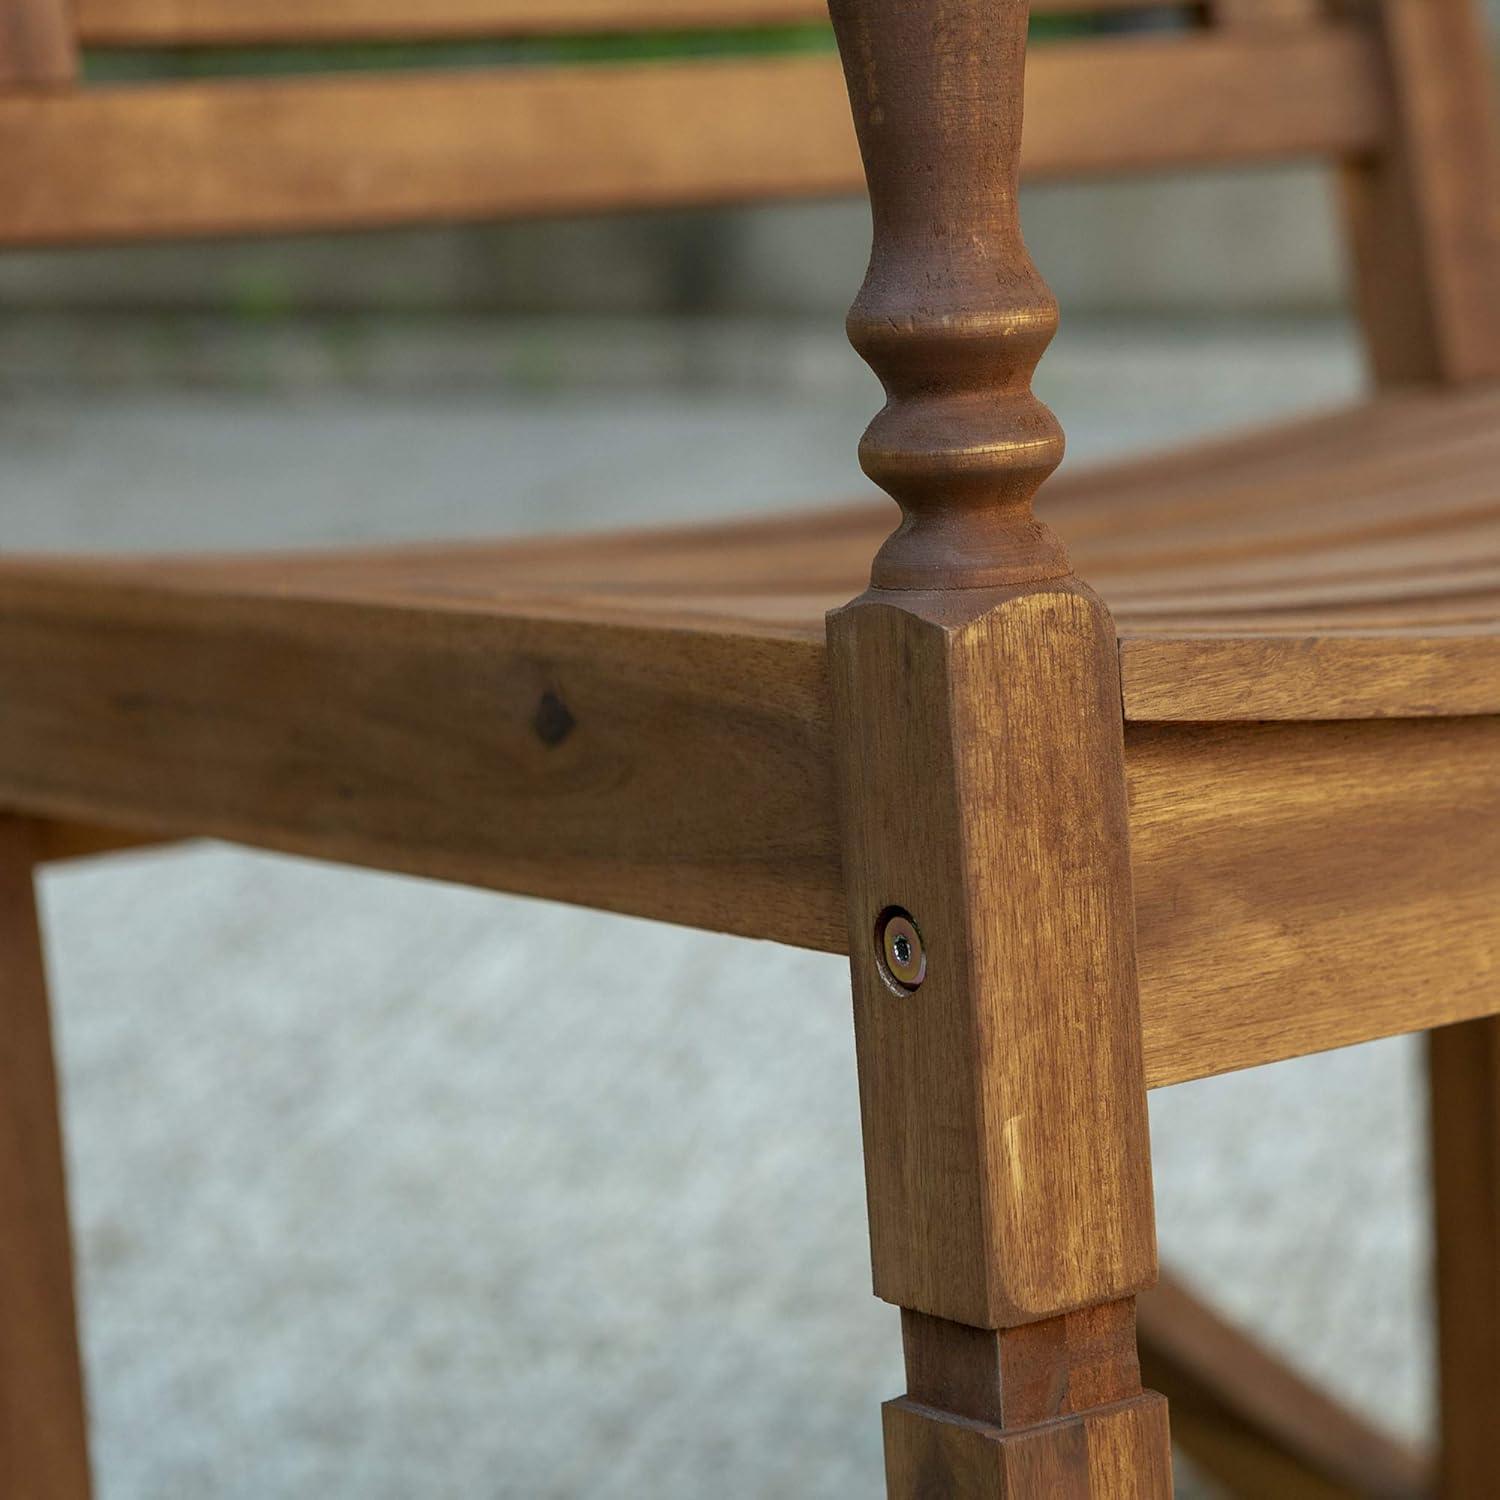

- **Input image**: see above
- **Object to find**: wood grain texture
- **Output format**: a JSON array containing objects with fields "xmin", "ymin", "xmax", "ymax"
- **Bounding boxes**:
[
  {"xmin": 0, "ymin": 0, "xmax": 75, "ymax": 87},
  {"xmin": 902, "ymin": 1301, "xmax": 1144, "ymax": 1431},
  {"xmin": 1116, "ymin": 634, "xmax": 1500, "ymax": 722},
  {"xmin": 1137, "ymin": 1273, "xmax": 1430, "ymax": 1499},
  {"xmin": 1, "ymin": 577, "xmax": 1499, "ymax": 1090},
  {"xmin": 883, "ymin": 1391, "xmax": 1172, "ymax": 1498},
  {"xmin": 0, "ymin": 30, "xmax": 1385, "ymax": 245},
  {"xmin": 1130, "ymin": 716, "xmax": 1500, "ymax": 1089},
  {"xmin": 0, "ymin": 818, "xmax": 91, "ymax": 1500},
  {"xmin": 27, "ymin": 380, "xmax": 1496, "ymax": 723},
  {"xmin": 0, "ymin": 570, "xmax": 844, "ymax": 950},
  {"xmin": 828, "ymin": 585, "xmax": 1157, "ymax": 1327},
  {"xmin": 1428, "ymin": 1017, "xmax": 1500, "ymax": 1500},
  {"xmin": 1343, "ymin": 0, "xmax": 1500, "ymax": 383},
  {"xmin": 828, "ymin": 0, "xmax": 1068, "ymax": 590}
]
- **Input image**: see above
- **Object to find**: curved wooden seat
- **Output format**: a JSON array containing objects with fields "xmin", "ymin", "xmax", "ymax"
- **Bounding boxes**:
[
  {"xmin": 11, "ymin": 382, "xmax": 1499, "ymax": 724},
  {"xmin": 5, "ymin": 384, "xmax": 1500, "ymax": 1086}
]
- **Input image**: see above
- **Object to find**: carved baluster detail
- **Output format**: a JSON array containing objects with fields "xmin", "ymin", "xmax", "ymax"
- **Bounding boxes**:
[
  {"xmin": 828, "ymin": 0, "xmax": 1074, "ymax": 591},
  {"xmin": 828, "ymin": 0, "xmax": 1069, "ymax": 591}
]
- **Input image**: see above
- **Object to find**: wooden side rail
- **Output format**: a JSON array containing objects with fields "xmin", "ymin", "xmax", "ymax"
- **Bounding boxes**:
[
  {"xmin": 0, "ymin": 575, "xmax": 1497, "ymax": 1091},
  {"xmin": 0, "ymin": 29, "xmax": 1385, "ymax": 245}
]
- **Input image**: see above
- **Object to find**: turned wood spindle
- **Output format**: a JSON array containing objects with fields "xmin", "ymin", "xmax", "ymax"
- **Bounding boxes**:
[{"xmin": 828, "ymin": 0, "xmax": 1070, "ymax": 591}]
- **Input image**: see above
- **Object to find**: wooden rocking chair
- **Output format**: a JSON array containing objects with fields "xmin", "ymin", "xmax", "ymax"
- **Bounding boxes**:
[{"xmin": 1, "ymin": 0, "xmax": 1498, "ymax": 1493}]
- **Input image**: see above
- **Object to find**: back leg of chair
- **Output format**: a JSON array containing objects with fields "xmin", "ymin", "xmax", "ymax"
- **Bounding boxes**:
[
  {"xmin": 1429, "ymin": 1017, "xmax": 1500, "ymax": 1498},
  {"xmin": 0, "ymin": 816, "xmax": 91, "ymax": 1499}
]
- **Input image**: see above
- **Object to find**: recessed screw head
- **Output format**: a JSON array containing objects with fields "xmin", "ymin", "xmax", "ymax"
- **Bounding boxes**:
[{"xmin": 876, "ymin": 908, "xmax": 926, "ymax": 993}]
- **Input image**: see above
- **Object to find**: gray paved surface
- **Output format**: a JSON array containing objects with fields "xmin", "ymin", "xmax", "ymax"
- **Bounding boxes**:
[{"xmin": 6, "ymin": 317, "xmax": 1431, "ymax": 1497}]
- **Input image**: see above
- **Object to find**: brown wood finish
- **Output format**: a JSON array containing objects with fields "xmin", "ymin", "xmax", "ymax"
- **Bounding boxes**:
[
  {"xmin": 1343, "ymin": 0, "xmax": 1500, "ymax": 385},
  {"xmin": 0, "ymin": 0, "xmax": 74, "ymax": 86},
  {"xmin": 0, "ymin": 574, "xmax": 843, "ymax": 953},
  {"xmin": 17, "ymin": 379, "xmax": 1493, "ymax": 721},
  {"xmin": 882, "ymin": 1392, "xmax": 1173, "ymax": 1498},
  {"xmin": 824, "ymin": 0, "xmax": 1169, "ymax": 1489},
  {"xmin": 3, "ymin": 580, "xmax": 1500, "ymax": 1092},
  {"xmin": 0, "ymin": 817, "xmax": 91, "ymax": 1500},
  {"xmin": 1340, "ymin": 1, "xmax": 1500, "ymax": 1485},
  {"xmin": 1209, "ymin": 0, "xmax": 1323, "ymax": 29},
  {"xmin": 1136, "ymin": 1274, "xmax": 1430, "ymax": 1498},
  {"xmin": 830, "ymin": 0, "xmax": 1069, "ymax": 592},
  {"xmin": 1428, "ymin": 1017, "xmax": 1500, "ymax": 1500},
  {"xmin": 28, "ymin": 828, "xmax": 171, "ymax": 864},
  {"xmin": 901, "ymin": 1302, "xmax": 1145, "ymax": 1432},
  {"xmin": 889, "ymin": 1305, "xmax": 1170, "ymax": 1495},
  {"xmin": 66, "ymin": 0, "xmax": 1169, "ymax": 45},
  {"xmin": 71, "ymin": 0, "xmax": 835, "ymax": 42},
  {"xmin": 829, "ymin": 586, "xmax": 1157, "ymax": 1327},
  {"xmin": 1129, "ymin": 715, "xmax": 1500, "ymax": 1089},
  {"xmin": 0, "ymin": 30, "xmax": 1386, "ymax": 245},
  {"xmin": 30, "ymin": 821, "xmax": 173, "ymax": 865},
  {"xmin": 1, "ymin": 0, "xmax": 1498, "ymax": 1486}
]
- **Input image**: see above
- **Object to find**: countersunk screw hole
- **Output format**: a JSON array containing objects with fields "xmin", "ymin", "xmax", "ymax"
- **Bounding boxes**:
[{"xmin": 875, "ymin": 907, "xmax": 926, "ymax": 994}]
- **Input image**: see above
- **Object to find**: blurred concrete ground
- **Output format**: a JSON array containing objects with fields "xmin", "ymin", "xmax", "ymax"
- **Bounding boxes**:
[{"xmin": 5, "ymin": 314, "xmax": 1432, "ymax": 1498}]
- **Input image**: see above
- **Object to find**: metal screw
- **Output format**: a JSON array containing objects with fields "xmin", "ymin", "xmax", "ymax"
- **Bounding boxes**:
[{"xmin": 877, "ymin": 908, "xmax": 926, "ymax": 992}]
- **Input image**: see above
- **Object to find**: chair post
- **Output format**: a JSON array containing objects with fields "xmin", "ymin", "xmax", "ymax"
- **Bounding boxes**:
[
  {"xmin": 0, "ymin": 816, "xmax": 91, "ymax": 1499},
  {"xmin": 1428, "ymin": 1018, "xmax": 1500, "ymax": 1499},
  {"xmin": 1342, "ymin": 0, "xmax": 1500, "ymax": 384},
  {"xmin": 824, "ymin": 0, "xmax": 1169, "ymax": 1492}
]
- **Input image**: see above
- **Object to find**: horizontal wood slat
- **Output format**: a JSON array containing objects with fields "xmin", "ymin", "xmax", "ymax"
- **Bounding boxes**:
[
  {"xmin": 0, "ymin": 579, "xmax": 847, "ymax": 953},
  {"xmin": 68, "ymin": 0, "xmax": 1170, "ymax": 46},
  {"xmin": 0, "ymin": 30, "xmax": 1387, "ymax": 244},
  {"xmin": 1129, "ymin": 717, "xmax": 1500, "ymax": 1088},
  {"xmin": 1, "ymin": 573, "xmax": 1496, "ymax": 1091},
  {"xmin": 72, "ymin": 0, "xmax": 832, "ymax": 42}
]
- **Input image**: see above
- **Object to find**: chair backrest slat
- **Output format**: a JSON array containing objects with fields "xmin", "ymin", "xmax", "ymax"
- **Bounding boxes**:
[
  {"xmin": 69, "ymin": 0, "xmax": 1158, "ymax": 47},
  {"xmin": 2, "ymin": 0, "xmax": 1497, "ymax": 394},
  {"xmin": 0, "ymin": 28, "xmax": 1387, "ymax": 246},
  {"xmin": 73, "ymin": 0, "xmax": 833, "ymax": 45},
  {"xmin": 1344, "ymin": 0, "xmax": 1500, "ymax": 382}
]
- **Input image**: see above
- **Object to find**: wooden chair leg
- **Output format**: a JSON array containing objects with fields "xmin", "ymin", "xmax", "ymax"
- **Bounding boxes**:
[
  {"xmin": 0, "ymin": 816, "xmax": 92, "ymax": 1499},
  {"xmin": 886, "ymin": 1303, "xmax": 1170, "ymax": 1496},
  {"xmin": 821, "ymin": 1, "xmax": 1168, "ymax": 1487},
  {"xmin": 1429, "ymin": 1017, "xmax": 1500, "ymax": 1499}
]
